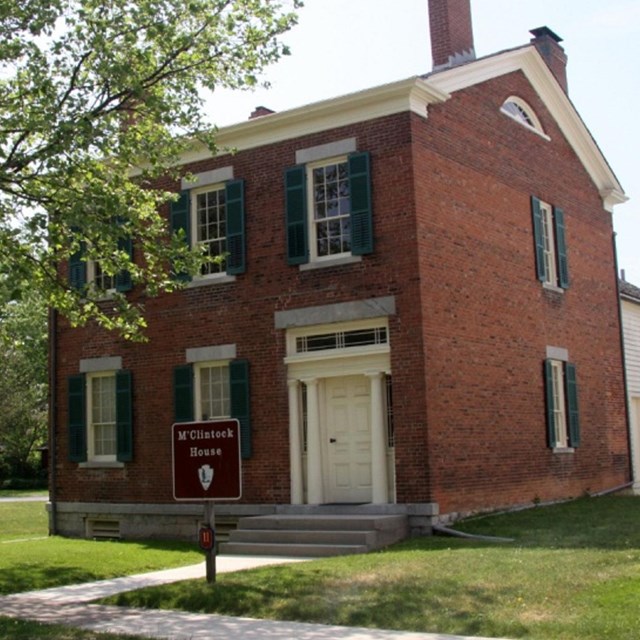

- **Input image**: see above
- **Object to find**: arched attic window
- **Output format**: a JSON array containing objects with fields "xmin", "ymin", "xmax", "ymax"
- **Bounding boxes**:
[{"xmin": 500, "ymin": 96, "xmax": 548, "ymax": 139}]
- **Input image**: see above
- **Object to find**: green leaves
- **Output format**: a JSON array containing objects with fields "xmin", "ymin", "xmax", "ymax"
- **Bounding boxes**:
[{"xmin": 0, "ymin": 0, "xmax": 301, "ymax": 340}]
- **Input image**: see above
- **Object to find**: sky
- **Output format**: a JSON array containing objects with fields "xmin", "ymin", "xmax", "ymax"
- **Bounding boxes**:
[{"xmin": 205, "ymin": 0, "xmax": 640, "ymax": 285}]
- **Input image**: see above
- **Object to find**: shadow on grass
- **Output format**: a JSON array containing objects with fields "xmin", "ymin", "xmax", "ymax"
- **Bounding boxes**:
[
  {"xmin": 111, "ymin": 565, "xmax": 529, "ymax": 638},
  {"xmin": 0, "ymin": 564, "xmax": 98, "ymax": 596}
]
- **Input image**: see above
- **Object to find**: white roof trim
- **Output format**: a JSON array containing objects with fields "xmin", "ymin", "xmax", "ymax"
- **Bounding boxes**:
[
  {"xmin": 428, "ymin": 46, "xmax": 626, "ymax": 212},
  {"xmin": 177, "ymin": 78, "xmax": 450, "ymax": 166},
  {"xmin": 142, "ymin": 45, "xmax": 625, "ymax": 215}
]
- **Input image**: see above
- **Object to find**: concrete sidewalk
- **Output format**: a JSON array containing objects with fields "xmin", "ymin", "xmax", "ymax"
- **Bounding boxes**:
[{"xmin": 0, "ymin": 556, "xmax": 512, "ymax": 640}]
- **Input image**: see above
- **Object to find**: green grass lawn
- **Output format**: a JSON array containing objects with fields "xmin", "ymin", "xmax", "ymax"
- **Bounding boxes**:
[
  {"xmin": 106, "ymin": 496, "xmax": 640, "ymax": 640},
  {"xmin": 0, "ymin": 618, "xmax": 143, "ymax": 640},
  {"xmin": 0, "ymin": 501, "xmax": 203, "ymax": 596}
]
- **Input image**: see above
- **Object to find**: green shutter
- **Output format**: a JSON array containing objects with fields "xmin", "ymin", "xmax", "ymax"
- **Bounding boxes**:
[
  {"xmin": 565, "ymin": 362, "xmax": 580, "ymax": 447},
  {"xmin": 285, "ymin": 165, "xmax": 308, "ymax": 265},
  {"xmin": 531, "ymin": 196, "xmax": 546, "ymax": 282},
  {"xmin": 170, "ymin": 190, "xmax": 191, "ymax": 282},
  {"xmin": 230, "ymin": 359, "xmax": 251, "ymax": 459},
  {"xmin": 115, "ymin": 236, "xmax": 134, "ymax": 292},
  {"xmin": 349, "ymin": 152, "xmax": 373, "ymax": 255},
  {"xmin": 116, "ymin": 370, "xmax": 133, "ymax": 461},
  {"xmin": 68, "ymin": 374, "xmax": 87, "ymax": 462},
  {"xmin": 554, "ymin": 206, "xmax": 569, "ymax": 289},
  {"xmin": 544, "ymin": 360, "xmax": 557, "ymax": 448},
  {"xmin": 69, "ymin": 243, "xmax": 87, "ymax": 290},
  {"xmin": 173, "ymin": 364, "xmax": 194, "ymax": 423},
  {"xmin": 225, "ymin": 179, "xmax": 246, "ymax": 275}
]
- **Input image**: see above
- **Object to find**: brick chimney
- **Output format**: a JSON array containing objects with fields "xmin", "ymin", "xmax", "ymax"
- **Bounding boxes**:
[
  {"xmin": 249, "ymin": 106, "xmax": 275, "ymax": 119},
  {"xmin": 530, "ymin": 27, "xmax": 568, "ymax": 93},
  {"xmin": 429, "ymin": 0, "xmax": 476, "ymax": 70}
]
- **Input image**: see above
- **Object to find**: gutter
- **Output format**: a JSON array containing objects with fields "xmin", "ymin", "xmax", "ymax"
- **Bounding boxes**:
[{"xmin": 48, "ymin": 306, "xmax": 58, "ymax": 535}]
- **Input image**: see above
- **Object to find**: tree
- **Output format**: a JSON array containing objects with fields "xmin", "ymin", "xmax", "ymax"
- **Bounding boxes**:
[
  {"xmin": 0, "ymin": 277, "xmax": 48, "ymax": 479},
  {"xmin": 0, "ymin": 0, "xmax": 301, "ymax": 340}
]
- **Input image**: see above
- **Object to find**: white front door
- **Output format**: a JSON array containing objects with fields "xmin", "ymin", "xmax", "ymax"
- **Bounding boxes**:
[{"xmin": 324, "ymin": 375, "xmax": 372, "ymax": 503}]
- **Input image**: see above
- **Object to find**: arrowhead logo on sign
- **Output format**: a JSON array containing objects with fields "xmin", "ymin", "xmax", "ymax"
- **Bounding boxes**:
[
  {"xmin": 198, "ymin": 464, "xmax": 214, "ymax": 491},
  {"xmin": 172, "ymin": 419, "xmax": 242, "ymax": 501}
]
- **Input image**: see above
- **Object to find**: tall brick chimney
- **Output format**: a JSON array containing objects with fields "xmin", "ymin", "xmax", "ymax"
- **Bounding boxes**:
[
  {"xmin": 530, "ymin": 27, "xmax": 568, "ymax": 93},
  {"xmin": 429, "ymin": 0, "xmax": 476, "ymax": 70}
]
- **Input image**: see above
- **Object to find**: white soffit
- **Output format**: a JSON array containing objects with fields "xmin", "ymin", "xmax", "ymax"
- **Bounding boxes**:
[
  {"xmin": 428, "ymin": 46, "xmax": 627, "ymax": 212},
  {"xmin": 178, "ymin": 78, "xmax": 450, "ymax": 166}
]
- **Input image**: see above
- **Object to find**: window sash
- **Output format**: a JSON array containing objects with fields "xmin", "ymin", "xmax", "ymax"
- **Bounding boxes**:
[
  {"xmin": 88, "ymin": 373, "xmax": 117, "ymax": 460},
  {"xmin": 196, "ymin": 363, "xmax": 230, "ymax": 421},
  {"xmin": 308, "ymin": 158, "xmax": 351, "ymax": 260},
  {"xmin": 550, "ymin": 361, "xmax": 568, "ymax": 448},
  {"xmin": 540, "ymin": 201, "xmax": 558, "ymax": 286},
  {"xmin": 193, "ymin": 187, "xmax": 227, "ymax": 275}
]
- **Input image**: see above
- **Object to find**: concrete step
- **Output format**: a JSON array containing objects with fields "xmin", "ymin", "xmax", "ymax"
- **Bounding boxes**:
[
  {"xmin": 219, "ymin": 541, "xmax": 369, "ymax": 557},
  {"xmin": 237, "ymin": 514, "xmax": 407, "ymax": 532},
  {"xmin": 220, "ymin": 513, "xmax": 409, "ymax": 557},
  {"xmin": 229, "ymin": 528, "xmax": 377, "ymax": 546}
]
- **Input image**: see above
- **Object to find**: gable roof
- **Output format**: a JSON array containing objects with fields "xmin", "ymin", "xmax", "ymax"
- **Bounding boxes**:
[
  {"xmin": 426, "ymin": 45, "xmax": 626, "ymax": 212},
  {"xmin": 620, "ymin": 279, "xmax": 640, "ymax": 303}
]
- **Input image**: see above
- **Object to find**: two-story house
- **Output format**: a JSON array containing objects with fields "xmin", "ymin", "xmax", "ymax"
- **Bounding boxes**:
[{"xmin": 49, "ymin": 0, "xmax": 630, "ymax": 541}]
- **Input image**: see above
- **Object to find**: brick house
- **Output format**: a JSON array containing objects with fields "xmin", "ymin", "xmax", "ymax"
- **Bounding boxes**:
[{"xmin": 49, "ymin": 0, "xmax": 630, "ymax": 540}]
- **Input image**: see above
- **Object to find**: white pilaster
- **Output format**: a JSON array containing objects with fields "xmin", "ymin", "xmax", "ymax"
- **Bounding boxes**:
[
  {"xmin": 303, "ymin": 378, "xmax": 323, "ymax": 504},
  {"xmin": 367, "ymin": 371, "xmax": 389, "ymax": 504},
  {"xmin": 287, "ymin": 379, "xmax": 304, "ymax": 505}
]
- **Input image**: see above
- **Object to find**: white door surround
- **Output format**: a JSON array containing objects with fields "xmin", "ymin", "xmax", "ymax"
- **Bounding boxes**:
[{"xmin": 285, "ymin": 319, "xmax": 393, "ymax": 505}]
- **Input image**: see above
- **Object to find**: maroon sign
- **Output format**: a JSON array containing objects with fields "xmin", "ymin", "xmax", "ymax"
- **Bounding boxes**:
[{"xmin": 172, "ymin": 419, "xmax": 242, "ymax": 501}]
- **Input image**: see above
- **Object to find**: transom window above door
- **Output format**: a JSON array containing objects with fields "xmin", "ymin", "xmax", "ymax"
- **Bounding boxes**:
[{"xmin": 296, "ymin": 326, "xmax": 388, "ymax": 354}]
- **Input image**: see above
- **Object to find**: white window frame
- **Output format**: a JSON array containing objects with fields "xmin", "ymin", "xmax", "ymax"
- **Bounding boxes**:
[
  {"xmin": 550, "ymin": 359, "xmax": 569, "ymax": 449},
  {"xmin": 540, "ymin": 199, "xmax": 558, "ymax": 287},
  {"xmin": 307, "ymin": 155, "xmax": 352, "ymax": 263},
  {"xmin": 190, "ymin": 183, "xmax": 227, "ymax": 279},
  {"xmin": 87, "ymin": 259, "xmax": 116, "ymax": 294},
  {"xmin": 194, "ymin": 360, "xmax": 231, "ymax": 421},
  {"xmin": 86, "ymin": 371, "xmax": 117, "ymax": 462},
  {"xmin": 500, "ymin": 96, "xmax": 549, "ymax": 140}
]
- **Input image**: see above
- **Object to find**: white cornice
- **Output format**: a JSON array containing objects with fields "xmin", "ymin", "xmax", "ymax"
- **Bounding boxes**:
[
  {"xmin": 178, "ymin": 78, "xmax": 450, "ymax": 165},
  {"xmin": 151, "ymin": 45, "xmax": 626, "ymax": 215},
  {"xmin": 427, "ymin": 47, "xmax": 627, "ymax": 212}
]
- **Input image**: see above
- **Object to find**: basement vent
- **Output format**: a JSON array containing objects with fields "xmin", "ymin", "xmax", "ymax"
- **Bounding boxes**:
[{"xmin": 87, "ymin": 519, "xmax": 121, "ymax": 539}]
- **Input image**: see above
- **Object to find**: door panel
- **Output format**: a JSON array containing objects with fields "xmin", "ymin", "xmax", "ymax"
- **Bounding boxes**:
[{"xmin": 325, "ymin": 376, "xmax": 371, "ymax": 502}]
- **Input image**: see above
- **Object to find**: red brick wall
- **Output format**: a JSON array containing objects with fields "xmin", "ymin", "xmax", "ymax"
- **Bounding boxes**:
[
  {"xmin": 410, "ymin": 70, "xmax": 628, "ymax": 514},
  {"xmin": 53, "ymin": 111, "xmax": 432, "ymax": 506}
]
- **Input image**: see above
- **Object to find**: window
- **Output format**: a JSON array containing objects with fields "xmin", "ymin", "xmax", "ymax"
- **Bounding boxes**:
[
  {"xmin": 88, "ymin": 260, "xmax": 115, "ymax": 292},
  {"xmin": 544, "ymin": 359, "xmax": 580, "ymax": 449},
  {"xmin": 531, "ymin": 196, "xmax": 569, "ymax": 288},
  {"xmin": 196, "ymin": 362, "xmax": 230, "ymax": 420},
  {"xmin": 285, "ymin": 151, "xmax": 372, "ymax": 266},
  {"xmin": 170, "ymin": 179, "xmax": 245, "ymax": 279},
  {"xmin": 501, "ymin": 97, "xmax": 547, "ymax": 137},
  {"xmin": 68, "ymin": 235, "xmax": 133, "ymax": 294},
  {"xmin": 296, "ymin": 327, "xmax": 388, "ymax": 354},
  {"xmin": 67, "ymin": 370, "xmax": 133, "ymax": 463},
  {"xmin": 310, "ymin": 159, "xmax": 351, "ymax": 259},
  {"xmin": 173, "ymin": 359, "xmax": 252, "ymax": 458},
  {"xmin": 193, "ymin": 186, "xmax": 227, "ymax": 276},
  {"xmin": 88, "ymin": 373, "xmax": 117, "ymax": 461}
]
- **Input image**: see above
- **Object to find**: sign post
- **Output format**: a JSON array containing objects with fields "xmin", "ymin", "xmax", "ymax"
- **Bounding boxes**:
[{"xmin": 172, "ymin": 419, "xmax": 242, "ymax": 583}]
